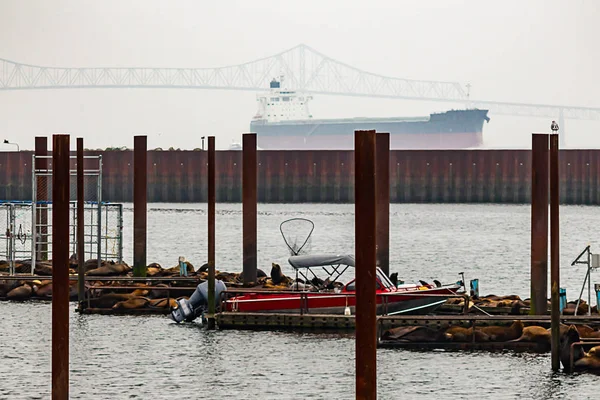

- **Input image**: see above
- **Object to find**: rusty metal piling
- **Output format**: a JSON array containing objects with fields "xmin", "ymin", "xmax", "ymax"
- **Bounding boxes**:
[
  {"xmin": 530, "ymin": 134, "xmax": 549, "ymax": 315},
  {"xmin": 133, "ymin": 136, "xmax": 148, "ymax": 277},
  {"xmin": 207, "ymin": 136, "xmax": 216, "ymax": 329},
  {"xmin": 376, "ymin": 132, "xmax": 390, "ymax": 277},
  {"xmin": 355, "ymin": 130, "xmax": 377, "ymax": 400},
  {"xmin": 35, "ymin": 136, "xmax": 48, "ymax": 262},
  {"xmin": 242, "ymin": 133, "xmax": 257, "ymax": 285},
  {"xmin": 550, "ymin": 134, "xmax": 560, "ymax": 371},
  {"xmin": 77, "ymin": 138, "xmax": 85, "ymax": 306},
  {"xmin": 52, "ymin": 134, "xmax": 70, "ymax": 399}
]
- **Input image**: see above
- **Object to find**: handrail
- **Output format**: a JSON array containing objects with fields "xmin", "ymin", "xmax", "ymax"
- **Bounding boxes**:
[{"xmin": 569, "ymin": 340, "xmax": 600, "ymax": 372}]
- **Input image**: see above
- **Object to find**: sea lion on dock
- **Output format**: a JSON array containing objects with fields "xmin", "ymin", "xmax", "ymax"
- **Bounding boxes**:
[
  {"xmin": 382, "ymin": 326, "xmax": 451, "ymax": 343},
  {"xmin": 509, "ymin": 326, "xmax": 551, "ymax": 347},
  {"xmin": 561, "ymin": 325, "xmax": 584, "ymax": 372},
  {"xmin": 34, "ymin": 281, "xmax": 53, "ymax": 298},
  {"xmin": 149, "ymin": 298, "xmax": 177, "ymax": 308},
  {"xmin": 146, "ymin": 263, "xmax": 163, "ymax": 277},
  {"xmin": 198, "ymin": 263, "xmax": 209, "ymax": 273},
  {"xmin": 574, "ymin": 346, "xmax": 600, "ymax": 371},
  {"xmin": 0, "ymin": 279, "xmax": 20, "ymax": 297},
  {"xmin": 87, "ymin": 293, "xmax": 136, "ymax": 308},
  {"xmin": 445, "ymin": 326, "xmax": 490, "ymax": 342},
  {"xmin": 34, "ymin": 262, "xmax": 53, "ymax": 276},
  {"xmin": 562, "ymin": 300, "xmax": 589, "ymax": 316},
  {"xmin": 86, "ymin": 262, "xmax": 132, "ymax": 276},
  {"xmin": 475, "ymin": 320, "xmax": 523, "ymax": 342},
  {"xmin": 238, "ymin": 268, "xmax": 267, "ymax": 283},
  {"xmin": 0, "ymin": 260, "xmax": 9, "ymax": 272},
  {"xmin": 7, "ymin": 282, "xmax": 33, "ymax": 300},
  {"xmin": 148, "ymin": 283, "xmax": 170, "ymax": 299},
  {"xmin": 113, "ymin": 297, "xmax": 150, "ymax": 309}
]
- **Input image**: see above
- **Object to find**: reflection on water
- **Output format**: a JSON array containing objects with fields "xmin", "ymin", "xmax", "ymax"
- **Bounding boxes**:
[{"xmin": 2, "ymin": 203, "xmax": 600, "ymax": 399}]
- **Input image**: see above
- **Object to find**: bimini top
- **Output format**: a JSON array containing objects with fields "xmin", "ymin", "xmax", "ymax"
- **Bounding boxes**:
[{"xmin": 288, "ymin": 254, "xmax": 355, "ymax": 270}]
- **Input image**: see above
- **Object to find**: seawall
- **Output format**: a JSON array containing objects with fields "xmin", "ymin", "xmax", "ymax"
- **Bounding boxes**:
[{"xmin": 0, "ymin": 149, "xmax": 598, "ymax": 204}]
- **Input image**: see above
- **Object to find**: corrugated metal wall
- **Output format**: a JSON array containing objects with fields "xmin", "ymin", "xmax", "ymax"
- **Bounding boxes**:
[{"xmin": 1, "ymin": 149, "xmax": 599, "ymax": 204}]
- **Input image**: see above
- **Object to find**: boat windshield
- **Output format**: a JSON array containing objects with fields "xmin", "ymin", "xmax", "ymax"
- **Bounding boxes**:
[
  {"xmin": 344, "ymin": 268, "xmax": 394, "ymax": 291},
  {"xmin": 376, "ymin": 268, "xmax": 396, "ymax": 289}
]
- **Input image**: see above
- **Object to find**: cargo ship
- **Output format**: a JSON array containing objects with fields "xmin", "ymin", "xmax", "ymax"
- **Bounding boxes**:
[{"xmin": 250, "ymin": 77, "xmax": 490, "ymax": 150}]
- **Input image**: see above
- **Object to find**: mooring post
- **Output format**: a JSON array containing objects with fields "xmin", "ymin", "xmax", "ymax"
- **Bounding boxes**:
[
  {"xmin": 52, "ymin": 134, "xmax": 70, "ymax": 399},
  {"xmin": 550, "ymin": 133, "xmax": 560, "ymax": 371},
  {"xmin": 207, "ymin": 136, "xmax": 217, "ymax": 329},
  {"xmin": 242, "ymin": 133, "xmax": 257, "ymax": 285},
  {"xmin": 35, "ymin": 136, "xmax": 48, "ymax": 262},
  {"xmin": 77, "ymin": 138, "xmax": 85, "ymax": 307},
  {"xmin": 531, "ymin": 133, "xmax": 549, "ymax": 315},
  {"xmin": 376, "ymin": 132, "xmax": 390, "ymax": 277},
  {"xmin": 133, "ymin": 135, "xmax": 148, "ymax": 277},
  {"xmin": 355, "ymin": 130, "xmax": 377, "ymax": 400}
]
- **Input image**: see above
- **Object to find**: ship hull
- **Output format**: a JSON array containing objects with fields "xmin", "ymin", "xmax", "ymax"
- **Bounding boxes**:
[{"xmin": 251, "ymin": 109, "xmax": 489, "ymax": 150}]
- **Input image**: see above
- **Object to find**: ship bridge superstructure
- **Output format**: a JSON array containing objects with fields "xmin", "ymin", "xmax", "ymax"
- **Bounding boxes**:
[{"xmin": 254, "ymin": 77, "xmax": 313, "ymax": 123}]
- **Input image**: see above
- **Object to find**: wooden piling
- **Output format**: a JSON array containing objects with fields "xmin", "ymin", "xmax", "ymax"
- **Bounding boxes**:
[
  {"xmin": 355, "ymin": 130, "xmax": 377, "ymax": 400},
  {"xmin": 242, "ymin": 133, "xmax": 257, "ymax": 284},
  {"xmin": 531, "ymin": 134, "xmax": 549, "ymax": 315},
  {"xmin": 133, "ymin": 136, "xmax": 147, "ymax": 277},
  {"xmin": 550, "ymin": 134, "xmax": 560, "ymax": 371},
  {"xmin": 207, "ymin": 136, "xmax": 216, "ymax": 330},
  {"xmin": 52, "ymin": 134, "xmax": 70, "ymax": 400},
  {"xmin": 35, "ymin": 136, "xmax": 48, "ymax": 262},
  {"xmin": 376, "ymin": 132, "xmax": 390, "ymax": 276},
  {"xmin": 77, "ymin": 138, "xmax": 85, "ymax": 306}
]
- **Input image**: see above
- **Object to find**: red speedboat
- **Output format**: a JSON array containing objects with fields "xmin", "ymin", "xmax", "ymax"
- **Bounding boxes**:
[{"xmin": 222, "ymin": 254, "xmax": 463, "ymax": 315}]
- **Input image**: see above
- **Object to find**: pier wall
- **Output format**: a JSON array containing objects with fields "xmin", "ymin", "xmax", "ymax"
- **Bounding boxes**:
[{"xmin": 1, "ymin": 149, "xmax": 599, "ymax": 204}]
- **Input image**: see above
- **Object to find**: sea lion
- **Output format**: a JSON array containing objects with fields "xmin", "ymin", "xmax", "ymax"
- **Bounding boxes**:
[
  {"xmin": 113, "ymin": 297, "xmax": 149, "ymax": 309},
  {"xmin": 0, "ymin": 280, "xmax": 20, "ymax": 297},
  {"xmin": 34, "ymin": 281, "xmax": 53, "ymax": 298},
  {"xmin": 238, "ymin": 268, "xmax": 267, "ymax": 282},
  {"xmin": 146, "ymin": 263, "xmax": 163, "ymax": 277},
  {"xmin": 573, "ymin": 324, "xmax": 600, "ymax": 339},
  {"xmin": 130, "ymin": 288, "xmax": 150, "ymax": 297},
  {"xmin": 382, "ymin": 326, "xmax": 451, "ymax": 343},
  {"xmin": 560, "ymin": 325, "xmax": 584, "ymax": 372},
  {"xmin": 574, "ymin": 346, "xmax": 600, "ymax": 371},
  {"xmin": 198, "ymin": 263, "xmax": 209, "ymax": 273},
  {"xmin": 510, "ymin": 326, "xmax": 551, "ymax": 347},
  {"xmin": 445, "ymin": 325, "xmax": 490, "ymax": 342},
  {"xmin": 389, "ymin": 273, "xmax": 399, "ymax": 288},
  {"xmin": 87, "ymin": 293, "xmax": 135, "ymax": 308},
  {"xmin": 475, "ymin": 320, "xmax": 523, "ymax": 342},
  {"xmin": 270, "ymin": 263, "xmax": 286, "ymax": 284},
  {"xmin": 563, "ymin": 300, "xmax": 589, "ymax": 316},
  {"xmin": 86, "ymin": 262, "xmax": 132, "ymax": 276},
  {"xmin": 149, "ymin": 298, "xmax": 177, "ymax": 308},
  {"xmin": 7, "ymin": 283, "xmax": 33, "ymax": 300},
  {"xmin": 148, "ymin": 283, "xmax": 170, "ymax": 299},
  {"xmin": 0, "ymin": 260, "xmax": 10, "ymax": 272}
]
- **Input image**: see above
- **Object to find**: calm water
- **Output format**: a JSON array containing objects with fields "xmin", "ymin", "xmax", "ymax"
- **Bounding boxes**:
[{"xmin": 1, "ymin": 203, "xmax": 599, "ymax": 399}]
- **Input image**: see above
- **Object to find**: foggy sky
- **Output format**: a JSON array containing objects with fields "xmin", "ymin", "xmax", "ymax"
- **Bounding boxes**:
[{"xmin": 0, "ymin": 0, "xmax": 598, "ymax": 150}]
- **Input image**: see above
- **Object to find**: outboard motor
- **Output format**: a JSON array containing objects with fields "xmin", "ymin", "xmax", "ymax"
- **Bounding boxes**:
[{"xmin": 170, "ymin": 280, "xmax": 227, "ymax": 323}]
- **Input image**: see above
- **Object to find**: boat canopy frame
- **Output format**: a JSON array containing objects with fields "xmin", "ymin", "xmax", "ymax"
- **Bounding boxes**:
[{"xmin": 288, "ymin": 254, "xmax": 354, "ymax": 288}]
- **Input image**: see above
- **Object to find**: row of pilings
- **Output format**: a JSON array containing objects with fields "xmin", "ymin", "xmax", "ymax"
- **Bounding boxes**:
[
  {"xmin": 37, "ymin": 131, "xmax": 571, "ymax": 399},
  {"xmin": 3, "ymin": 148, "xmax": 600, "ymax": 204}
]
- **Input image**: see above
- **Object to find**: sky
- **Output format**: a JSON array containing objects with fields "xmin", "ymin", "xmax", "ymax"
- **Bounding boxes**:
[{"xmin": 0, "ymin": 0, "xmax": 598, "ymax": 150}]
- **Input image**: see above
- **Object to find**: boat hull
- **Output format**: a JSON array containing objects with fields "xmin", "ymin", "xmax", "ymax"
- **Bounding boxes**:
[
  {"xmin": 224, "ymin": 287, "xmax": 459, "ymax": 316},
  {"xmin": 251, "ymin": 109, "xmax": 489, "ymax": 150}
]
